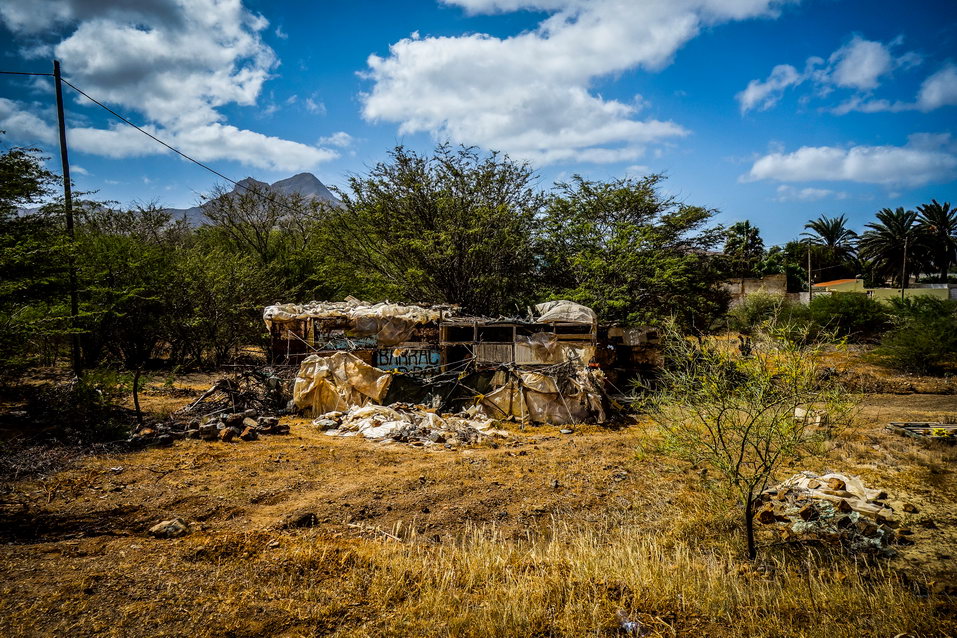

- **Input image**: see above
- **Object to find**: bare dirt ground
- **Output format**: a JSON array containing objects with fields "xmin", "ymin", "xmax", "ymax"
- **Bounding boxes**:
[{"xmin": 0, "ymin": 366, "xmax": 955, "ymax": 636}]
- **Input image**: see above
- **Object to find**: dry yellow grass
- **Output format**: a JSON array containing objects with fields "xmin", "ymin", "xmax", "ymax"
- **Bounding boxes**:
[{"xmin": 0, "ymin": 371, "xmax": 955, "ymax": 637}]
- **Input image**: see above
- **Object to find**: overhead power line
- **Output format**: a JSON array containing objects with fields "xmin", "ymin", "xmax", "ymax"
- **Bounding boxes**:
[
  {"xmin": 1, "ymin": 67, "xmax": 323, "ymax": 214},
  {"xmin": 0, "ymin": 70, "xmax": 54, "ymax": 77}
]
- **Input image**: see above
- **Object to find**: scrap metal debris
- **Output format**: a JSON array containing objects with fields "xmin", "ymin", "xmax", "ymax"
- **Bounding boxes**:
[
  {"xmin": 315, "ymin": 403, "xmax": 510, "ymax": 448},
  {"xmin": 753, "ymin": 471, "xmax": 904, "ymax": 552},
  {"xmin": 887, "ymin": 421, "xmax": 957, "ymax": 442},
  {"xmin": 180, "ymin": 368, "xmax": 293, "ymax": 419}
]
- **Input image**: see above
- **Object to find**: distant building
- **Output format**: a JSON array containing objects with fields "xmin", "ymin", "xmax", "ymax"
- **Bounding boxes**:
[
  {"xmin": 722, "ymin": 274, "xmax": 804, "ymax": 306},
  {"xmin": 812, "ymin": 278, "xmax": 957, "ymax": 302}
]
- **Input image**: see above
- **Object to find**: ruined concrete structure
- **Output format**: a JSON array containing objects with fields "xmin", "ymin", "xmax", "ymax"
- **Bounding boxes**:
[
  {"xmin": 265, "ymin": 298, "xmax": 601, "ymax": 370},
  {"xmin": 264, "ymin": 298, "xmax": 658, "ymax": 424}
]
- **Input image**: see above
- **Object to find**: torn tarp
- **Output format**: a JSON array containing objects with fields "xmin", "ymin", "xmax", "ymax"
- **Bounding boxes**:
[
  {"xmin": 293, "ymin": 352, "xmax": 393, "ymax": 416},
  {"xmin": 477, "ymin": 367, "xmax": 606, "ymax": 424}
]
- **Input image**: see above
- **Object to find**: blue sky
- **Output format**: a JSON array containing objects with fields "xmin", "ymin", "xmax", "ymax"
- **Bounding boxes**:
[{"xmin": 1, "ymin": 0, "xmax": 955, "ymax": 244}]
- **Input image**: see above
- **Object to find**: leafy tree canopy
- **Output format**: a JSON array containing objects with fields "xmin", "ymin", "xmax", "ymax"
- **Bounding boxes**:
[
  {"xmin": 539, "ymin": 174, "xmax": 729, "ymax": 331},
  {"xmin": 723, "ymin": 220, "xmax": 765, "ymax": 278},
  {"xmin": 328, "ymin": 144, "xmax": 543, "ymax": 315}
]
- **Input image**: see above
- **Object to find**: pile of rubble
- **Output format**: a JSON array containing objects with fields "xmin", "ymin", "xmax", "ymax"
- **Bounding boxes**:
[
  {"xmin": 753, "ymin": 471, "xmax": 905, "ymax": 553},
  {"xmin": 131, "ymin": 408, "xmax": 290, "ymax": 446},
  {"xmin": 315, "ymin": 403, "xmax": 510, "ymax": 448},
  {"xmin": 129, "ymin": 368, "xmax": 294, "ymax": 446},
  {"xmin": 191, "ymin": 410, "xmax": 288, "ymax": 442}
]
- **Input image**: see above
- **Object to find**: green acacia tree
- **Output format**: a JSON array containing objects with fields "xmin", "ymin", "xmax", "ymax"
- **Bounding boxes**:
[
  {"xmin": 540, "ymin": 174, "xmax": 729, "ymax": 331},
  {"xmin": 640, "ymin": 320, "xmax": 852, "ymax": 559},
  {"xmin": 0, "ymin": 143, "xmax": 65, "ymax": 375},
  {"xmin": 326, "ymin": 144, "xmax": 543, "ymax": 315}
]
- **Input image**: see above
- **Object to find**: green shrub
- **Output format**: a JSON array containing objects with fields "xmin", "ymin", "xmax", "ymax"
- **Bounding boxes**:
[
  {"xmin": 873, "ymin": 298, "xmax": 957, "ymax": 375},
  {"xmin": 805, "ymin": 293, "xmax": 890, "ymax": 343},
  {"xmin": 30, "ymin": 368, "xmax": 136, "ymax": 442},
  {"xmin": 727, "ymin": 293, "xmax": 796, "ymax": 334}
]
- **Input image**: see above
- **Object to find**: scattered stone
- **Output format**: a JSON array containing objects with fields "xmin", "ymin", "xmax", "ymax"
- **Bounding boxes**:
[
  {"xmin": 185, "ymin": 429, "xmax": 199, "ymax": 439},
  {"xmin": 902, "ymin": 503, "xmax": 918, "ymax": 513},
  {"xmin": 243, "ymin": 409, "xmax": 258, "ymax": 419},
  {"xmin": 219, "ymin": 428, "xmax": 237, "ymax": 442},
  {"xmin": 754, "ymin": 471, "xmax": 898, "ymax": 553},
  {"xmin": 258, "ymin": 415, "xmax": 279, "ymax": 426},
  {"xmin": 149, "ymin": 518, "xmax": 190, "ymax": 538},
  {"xmin": 242, "ymin": 417, "xmax": 258, "ymax": 430},
  {"xmin": 279, "ymin": 510, "xmax": 318, "ymax": 529},
  {"xmin": 559, "ymin": 428, "xmax": 574, "ymax": 435},
  {"xmin": 240, "ymin": 426, "xmax": 258, "ymax": 441}
]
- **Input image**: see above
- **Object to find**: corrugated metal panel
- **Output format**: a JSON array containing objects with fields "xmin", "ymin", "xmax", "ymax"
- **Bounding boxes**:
[{"xmin": 475, "ymin": 343, "xmax": 513, "ymax": 364}]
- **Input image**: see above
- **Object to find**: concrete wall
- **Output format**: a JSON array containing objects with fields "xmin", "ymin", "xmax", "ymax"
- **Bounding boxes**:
[{"xmin": 723, "ymin": 274, "xmax": 788, "ymax": 306}]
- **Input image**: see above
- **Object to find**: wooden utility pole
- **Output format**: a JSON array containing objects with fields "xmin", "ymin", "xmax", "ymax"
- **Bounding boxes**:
[
  {"xmin": 901, "ymin": 236, "xmax": 908, "ymax": 302},
  {"xmin": 807, "ymin": 245, "xmax": 812, "ymax": 302},
  {"xmin": 53, "ymin": 60, "xmax": 82, "ymax": 376}
]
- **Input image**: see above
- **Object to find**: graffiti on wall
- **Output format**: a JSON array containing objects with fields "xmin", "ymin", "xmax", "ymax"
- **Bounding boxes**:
[
  {"xmin": 375, "ymin": 348, "xmax": 440, "ymax": 374},
  {"xmin": 315, "ymin": 334, "xmax": 377, "ymax": 350}
]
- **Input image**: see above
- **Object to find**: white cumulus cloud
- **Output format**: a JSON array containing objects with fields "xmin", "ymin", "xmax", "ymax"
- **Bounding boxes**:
[
  {"xmin": 737, "ymin": 35, "xmax": 926, "ymax": 114},
  {"xmin": 744, "ymin": 134, "xmax": 957, "ymax": 187},
  {"xmin": 827, "ymin": 36, "xmax": 895, "ymax": 90},
  {"xmin": 917, "ymin": 65, "xmax": 957, "ymax": 111},
  {"xmin": 737, "ymin": 64, "xmax": 802, "ymax": 113},
  {"xmin": 0, "ymin": 0, "xmax": 339, "ymax": 172},
  {"xmin": 774, "ymin": 184, "xmax": 848, "ymax": 201},
  {"xmin": 364, "ymin": 0, "xmax": 789, "ymax": 165}
]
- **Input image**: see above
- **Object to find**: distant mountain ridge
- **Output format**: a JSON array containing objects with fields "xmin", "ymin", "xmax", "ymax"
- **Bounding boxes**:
[{"xmin": 167, "ymin": 172, "xmax": 341, "ymax": 225}]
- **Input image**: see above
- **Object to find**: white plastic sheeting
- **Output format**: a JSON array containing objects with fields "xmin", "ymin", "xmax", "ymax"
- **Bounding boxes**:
[
  {"xmin": 264, "ymin": 298, "xmax": 442, "ymax": 327},
  {"xmin": 293, "ymin": 352, "xmax": 392, "ymax": 416},
  {"xmin": 316, "ymin": 404, "xmax": 509, "ymax": 444},
  {"xmin": 264, "ymin": 298, "xmax": 444, "ymax": 347},
  {"xmin": 533, "ymin": 300, "xmax": 597, "ymax": 325}
]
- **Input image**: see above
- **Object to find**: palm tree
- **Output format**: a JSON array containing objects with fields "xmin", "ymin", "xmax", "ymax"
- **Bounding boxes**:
[
  {"xmin": 917, "ymin": 199, "xmax": 956, "ymax": 282},
  {"xmin": 801, "ymin": 214, "xmax": 857, "ymax": 256},
  {"xmin": 858, "ymin": 207, "xmax": 925, "ymax": 287},
  {"xmin": 800, "ymin": 214, "xmax": 858, "ymax": 281}
]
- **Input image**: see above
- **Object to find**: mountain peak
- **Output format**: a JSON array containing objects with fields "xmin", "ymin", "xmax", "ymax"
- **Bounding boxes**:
[
  {"xmin": 165, "ymin": 172, "xmax": 341, "ymax": 226},
  {"xmin": 270, "ymin": 172, "xmax": 338, "ymax": 203}
]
